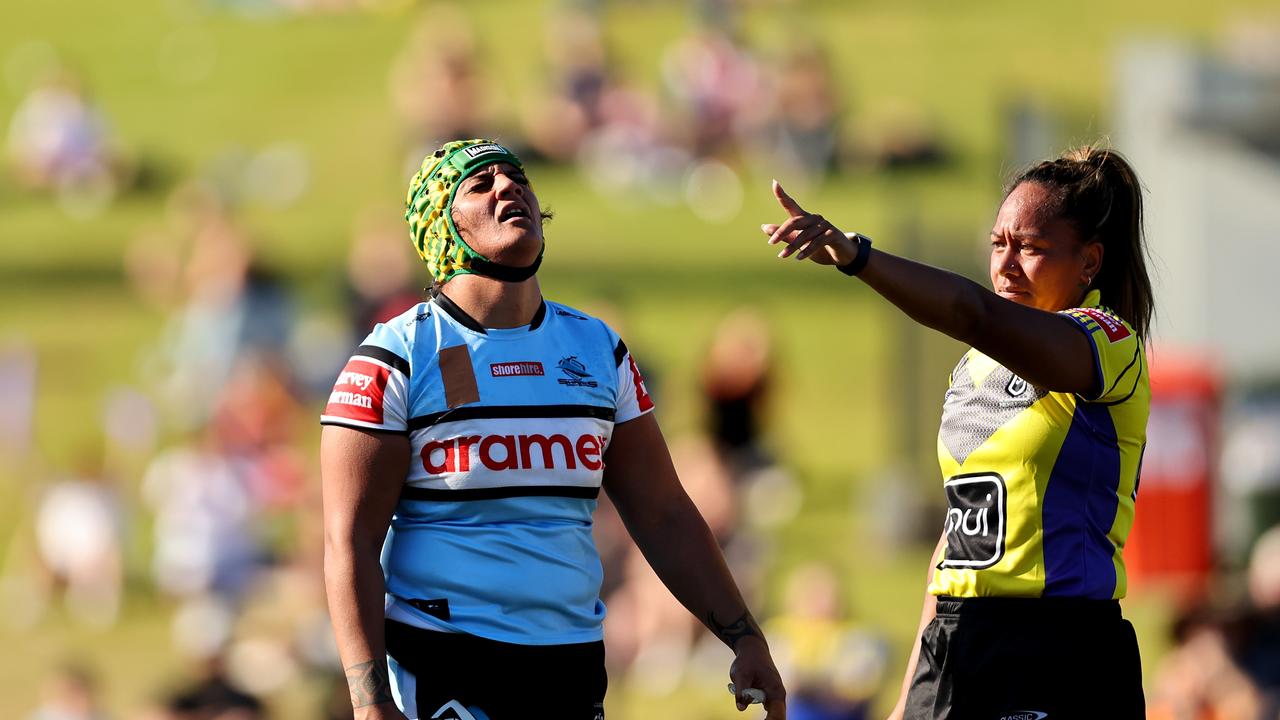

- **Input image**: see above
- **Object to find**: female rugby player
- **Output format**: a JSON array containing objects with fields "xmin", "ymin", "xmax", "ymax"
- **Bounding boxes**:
[
  {"xmin": 321, "ymin": 139, "xmax": 785, "ymax": 720},
  {"xmin": 758, "ymin": 147, "xmax": 1152, "ymax": 719}
]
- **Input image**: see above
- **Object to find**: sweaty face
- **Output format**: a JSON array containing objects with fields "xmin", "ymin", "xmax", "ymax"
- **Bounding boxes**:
[
  {"xmin": 989, "ymin": 181, "xmax": 1101, "ymax": 313},
  {"xmin": 449, "ymin": 163, "xmax": 544, "ymax": 267}
]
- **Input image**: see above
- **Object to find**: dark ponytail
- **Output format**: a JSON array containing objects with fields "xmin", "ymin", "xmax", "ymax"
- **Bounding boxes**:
[{"xmin": 1008, "ymin": 146, "xmax": 1154, "ymax": 338}]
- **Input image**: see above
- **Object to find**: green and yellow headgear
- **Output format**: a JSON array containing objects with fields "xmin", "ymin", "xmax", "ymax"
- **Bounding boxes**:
[{"xmin": 404, "ymin": 138, "xmax": 544, "ymax": 284}]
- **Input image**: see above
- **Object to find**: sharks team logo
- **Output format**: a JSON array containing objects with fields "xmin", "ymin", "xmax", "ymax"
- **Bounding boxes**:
[{"xmin": 557, "ymin": 356, "xmax": 598, "ymax": 387}]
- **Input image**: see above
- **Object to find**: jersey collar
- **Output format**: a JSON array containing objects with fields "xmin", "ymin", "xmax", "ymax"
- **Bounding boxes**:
[
  {"xmin": 1080, "ymin": 289, "xmax": 1102, "ymax": 309},
  {"xmin": 432, "ymin": 292, "xmax": 547, "ymax": 334}
]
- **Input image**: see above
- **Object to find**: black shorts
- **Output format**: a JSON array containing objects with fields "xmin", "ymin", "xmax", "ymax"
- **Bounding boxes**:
[
  {"xmin": 384, "ymin": 620, "xmax": 607, "ymax": 720},
  {"xmin": 904, "ymin": 596, "xmax": 1144, "ymax": 720}
]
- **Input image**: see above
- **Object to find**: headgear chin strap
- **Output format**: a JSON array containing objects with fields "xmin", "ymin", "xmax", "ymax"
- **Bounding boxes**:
[{"xmin": 404, "ymin": 139, "xmax": 544, "ymax": 284}]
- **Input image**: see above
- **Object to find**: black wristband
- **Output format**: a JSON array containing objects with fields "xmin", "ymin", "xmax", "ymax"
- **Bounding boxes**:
[{"xmin": 837, "ymin": 233, "xmax": 873, "ymax": 276}]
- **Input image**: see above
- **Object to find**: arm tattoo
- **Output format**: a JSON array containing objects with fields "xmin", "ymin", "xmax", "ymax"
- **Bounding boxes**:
[
  {"xmin": 345, "ymin": 659, "xmax": 395, "ymax": 708},
  {"xmin": 705, "ymin": 610, "xmax": 762, "ymax": 650}
]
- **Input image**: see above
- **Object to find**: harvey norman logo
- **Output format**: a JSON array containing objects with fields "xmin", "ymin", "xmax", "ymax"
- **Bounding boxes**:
[
  {"xmin": 491, "ymin": 361, "xmax": 544, "ymax": 377},
  {"xmin": 463, "ymin": 143, "xmax": 507, "ymax": 158}
]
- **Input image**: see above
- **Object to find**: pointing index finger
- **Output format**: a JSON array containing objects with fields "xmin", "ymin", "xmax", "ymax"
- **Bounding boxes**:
[{"xmin": 772, "ymin": 179, "xmax": 805, "ymax": 218}]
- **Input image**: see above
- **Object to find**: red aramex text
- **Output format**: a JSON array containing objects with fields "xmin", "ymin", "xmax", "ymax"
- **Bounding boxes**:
[{"xmin": 422, "ymin": 433, "xmax": 607, "ymax": 474}]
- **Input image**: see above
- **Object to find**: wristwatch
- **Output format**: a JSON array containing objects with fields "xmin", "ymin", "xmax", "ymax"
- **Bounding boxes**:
[{"xmin": 837, "ymin": 233, "xmax": 873, "ymax": 276}]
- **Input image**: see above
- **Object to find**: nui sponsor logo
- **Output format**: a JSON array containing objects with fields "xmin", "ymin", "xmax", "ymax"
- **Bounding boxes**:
[{"xmin": 940, "ymin": 473, "xmax": 1006, "ymax": 569}]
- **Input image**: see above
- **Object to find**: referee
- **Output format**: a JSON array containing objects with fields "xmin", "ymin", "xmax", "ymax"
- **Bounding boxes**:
[{"xmin": 758, "ymin": 146, "xmax": 1152, "ymax": 719}]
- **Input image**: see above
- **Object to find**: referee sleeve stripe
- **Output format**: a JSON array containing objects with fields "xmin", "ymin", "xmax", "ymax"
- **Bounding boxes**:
[{"xmin": 1099, "ymin": 344, "xmax": 1141, "ymax": 400}]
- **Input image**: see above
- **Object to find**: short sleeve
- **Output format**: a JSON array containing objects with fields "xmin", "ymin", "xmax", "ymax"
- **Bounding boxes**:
[
  {"xmin": 1060, "ymin": 306, "xmax": 1143, "ymax": 404},
  {"xmin": 320, "ymin": 324, "xmax": 411, "ymax": 433},
  {"xmin": 612, "ymin": 337, "xmax": 655, "ymax": 424}
]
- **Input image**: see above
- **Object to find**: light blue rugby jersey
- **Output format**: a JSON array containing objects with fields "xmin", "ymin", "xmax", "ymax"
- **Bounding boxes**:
[{"xmin": 321, "ymin": 294, "xmax": 654, "ymax": 645}]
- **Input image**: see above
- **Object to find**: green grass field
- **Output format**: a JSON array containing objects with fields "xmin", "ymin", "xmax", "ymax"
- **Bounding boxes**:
[{"xmin": 1, "ymin": 0, "xmax": 1270, "ymax": 716}]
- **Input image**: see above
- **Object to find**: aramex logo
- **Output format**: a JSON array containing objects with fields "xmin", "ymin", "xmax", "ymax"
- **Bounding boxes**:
[{"xmin": 422, "ymin": 432, "xmax": 606, "ymax": 474}]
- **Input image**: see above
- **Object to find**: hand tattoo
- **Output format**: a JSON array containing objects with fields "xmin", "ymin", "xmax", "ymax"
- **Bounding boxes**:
[
  {"xmin": 706, "ymin": 610, "xmax": 762, "ymax": 650},
  {"xmin": 345, "ymin": 659, "xmax": 395, "ymax": 708}
]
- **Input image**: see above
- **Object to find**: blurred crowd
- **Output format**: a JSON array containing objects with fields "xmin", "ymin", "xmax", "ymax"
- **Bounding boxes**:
[{"xmin": 4, "ymin": 193, "xmax": 891, "ymax": 716}]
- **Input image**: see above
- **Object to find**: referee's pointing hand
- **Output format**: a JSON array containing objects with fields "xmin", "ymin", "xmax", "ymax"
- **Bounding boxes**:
[{"xmin": 762, "ymin": 180, "xmax": 858, "ymax": 266}]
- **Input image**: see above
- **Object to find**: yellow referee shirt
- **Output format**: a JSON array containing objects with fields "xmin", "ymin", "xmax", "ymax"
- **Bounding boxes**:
[{"xmin": 929, "ymin": 290, "xmax": 1149, "ymax": 600}]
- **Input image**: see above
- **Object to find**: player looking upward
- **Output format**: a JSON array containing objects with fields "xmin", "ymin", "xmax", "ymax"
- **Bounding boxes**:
[{"xmin": 321, "ymin": 139, "xmax": 785, "ymax": 720}]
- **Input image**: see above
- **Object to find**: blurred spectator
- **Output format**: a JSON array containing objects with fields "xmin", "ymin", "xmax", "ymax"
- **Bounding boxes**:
[
  {"xmin": 141, "ymin": 428, "xmax": 264, "ymax": 604},
  {"xmin": 0, "ymin": 340, "xmax": 38, "ymax": 465},
  {"xmin": 1236, "ymin": 525, "xmax": 1280, "ymax": 715},
  {"xmin": 28, "ymin": 662, "xmax": 108, "ymax": 720},
  {"xmin": 33, "ymin": 447, "xmax": 126, "ymax": 628},
  {"xmin": 702, "ymin": 309, "xmax": 773, "ymax": 470},
  {"xmin": 343, "ymin": 206, "xmax": 421, "ymax": 343},
  {"xmin": 760, "ymin": 46, "xmax": 842, "ymax": 180},
  {"xmin": 521, "ymin": 6, "xmax": 612, "ymax": 163},
  {"xmin": 764, "ymin": 563, "xmax": 889, "ymax": 720},
  {"xmin": 1147, "ymin": 525, "xmax": 1280, "ymax": 719},
  {"xmin": 1148, "ymin": 605, "xmax": 1262, "ymax": 720},
  {"xmin": 661, "ymin": 22, "xmax": 768, "ymax": 159},
  {"xmin": 389, "ymin": 4, "xmax": 493, "ymax": 164},
  {"xmin": 5, "ymin": 64, "xmax": 130, "ymax": 215},
  {"xmin": 150, "ymin": 197, "xmax": 293, "ymax": 430},
  {"xmin": 162, "ymin": 654, "xmax": 264, "ymax": 720}
]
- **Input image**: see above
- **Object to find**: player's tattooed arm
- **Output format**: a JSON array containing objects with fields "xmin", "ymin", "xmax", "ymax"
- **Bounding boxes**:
[
  {"xmin": 706, "ymin": 609, "xmax": 764, "ymax": 650},
  {"xmin": 345, "ymin": 659, "xmax": 395, "ymax": 708}
]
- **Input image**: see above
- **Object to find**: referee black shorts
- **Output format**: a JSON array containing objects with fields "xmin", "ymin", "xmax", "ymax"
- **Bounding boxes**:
[
  {"xmin": 384, "ymin": 619, "xmax": 607, "ymax": 720},
  {"xmin": 904, "ymin": 596, "xmax": 1144, "ymax": 720}
]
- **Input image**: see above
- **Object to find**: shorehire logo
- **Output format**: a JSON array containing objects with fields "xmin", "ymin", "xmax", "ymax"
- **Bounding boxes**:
[
  {"xmin": 1000, "ymin": 712, "xmax": 1048, "ymax": 720},
  {"xmin": 557, "ymin": 356, "xmax": 598, "ymax": 387}
]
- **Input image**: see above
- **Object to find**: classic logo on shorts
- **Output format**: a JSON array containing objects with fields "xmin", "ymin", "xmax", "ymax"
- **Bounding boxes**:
[
  {"xmin": 999, "ymin": 712, "xmax": 1048, "ymax": 720},
  {"xmin": 940, "ymin": 473, "xmax": 1006, "ymax": 569}
]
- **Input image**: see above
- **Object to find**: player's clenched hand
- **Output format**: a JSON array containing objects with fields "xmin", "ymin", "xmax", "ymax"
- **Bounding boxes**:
[
  {"xmin": 762, "ymin": 180, "xmax": 857, "ymax": 266},
  {"xmin": 729, "ymin": 636, "xmax": 787, "ymax": 718}
]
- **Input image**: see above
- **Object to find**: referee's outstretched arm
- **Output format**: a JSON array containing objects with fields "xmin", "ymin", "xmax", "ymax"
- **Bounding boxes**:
[
  {"xmin": 762, "ymin": 180, "xmax": 1099, "ymax": 394},
  {"xmin": 604, "ymin": 411, "xmax": 788, "ymax": 718}
]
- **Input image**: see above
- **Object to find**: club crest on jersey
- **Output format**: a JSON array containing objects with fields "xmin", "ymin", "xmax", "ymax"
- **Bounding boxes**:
[
  {"xmin": 557, "ymin": 356, "xmax": 598, "ymax": 387},
  {"xmin": 1006, "ymin": 374, "xmax": 1028, "ymax": 397}
]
